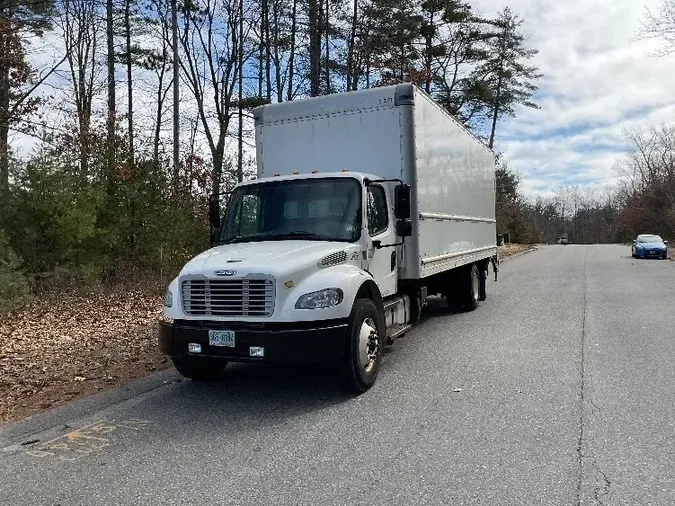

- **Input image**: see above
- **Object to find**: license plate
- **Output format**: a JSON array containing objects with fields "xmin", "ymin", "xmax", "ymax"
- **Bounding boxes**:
[{"xmin": 208, "ymin": 330, "xmax": 235, "ymax": 347}]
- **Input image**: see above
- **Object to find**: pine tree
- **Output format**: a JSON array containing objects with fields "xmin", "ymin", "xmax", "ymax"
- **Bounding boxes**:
[{"xmin": 478, "ymin": 7, "xmax": 542, "ymax": 149}]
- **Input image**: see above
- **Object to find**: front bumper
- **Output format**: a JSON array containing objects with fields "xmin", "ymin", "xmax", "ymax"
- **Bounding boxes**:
[
  {"xmin": 636, "ymin": 248, "xmax": 667, "ymax": 258},
  {"xmin": 158, "ymin": 319, "xmax": 349, "ymax": 363}
]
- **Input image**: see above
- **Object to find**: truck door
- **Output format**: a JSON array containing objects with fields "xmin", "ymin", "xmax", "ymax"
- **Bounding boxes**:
[{"xmin": 366, "ymin": 184, "xmax": 397, "ymax": 298}]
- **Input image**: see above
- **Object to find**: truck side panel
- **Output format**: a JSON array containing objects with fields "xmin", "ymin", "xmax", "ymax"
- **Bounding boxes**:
[{"xmin": 410, "ymin": 86, "xmax": 497, "ymax": 279}]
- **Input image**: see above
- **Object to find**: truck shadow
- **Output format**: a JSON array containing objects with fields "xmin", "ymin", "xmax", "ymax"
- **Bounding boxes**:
[
  {"xmin": 136, "ymin": 362, "xmax": 357, "ymax": 439},
  {"xmin": 133, "ymin": 298, "xmax": 457, "ymax": 439}
]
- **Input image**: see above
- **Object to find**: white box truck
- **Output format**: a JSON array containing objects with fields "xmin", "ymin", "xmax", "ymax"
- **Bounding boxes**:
[{"xmin": 159, "ymin": 83, "xmax": 498, "ymax": 393}]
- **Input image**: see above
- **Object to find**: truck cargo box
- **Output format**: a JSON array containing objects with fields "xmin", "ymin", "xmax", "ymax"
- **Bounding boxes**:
[{"xmin": 254, "ymin": 83, "xmax": 497, "ymax": 279}]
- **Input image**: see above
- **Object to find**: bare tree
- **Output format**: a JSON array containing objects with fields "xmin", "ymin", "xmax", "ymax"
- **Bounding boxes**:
[
  {"xmin": 61, "ymin": 0, "xmax": 101, "ymax": 178},
  {"xmin": 0, "ymin": 0, "xmax": 64, "ymax": 207},
  {"xmin": 106, "ymin": 0, "xmax": 116, "ymax": 179},
  {"xmin": 287, "ymin": 0, "xmax": 297, "ymax": 100},
  {"xmin": 179, "ymin": 0, "xmax": 254, "ymax": 202},
  {"xmin": 640, "ymin": 0, "xmax": 675, "ymax": 56}
]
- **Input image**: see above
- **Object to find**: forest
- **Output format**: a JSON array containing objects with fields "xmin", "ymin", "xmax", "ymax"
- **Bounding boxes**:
[{"xmin": 0, "ymin": 0, "xmax": 674, "ymax": 308}]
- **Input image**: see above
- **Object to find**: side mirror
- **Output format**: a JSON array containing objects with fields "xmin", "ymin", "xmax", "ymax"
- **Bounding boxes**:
[
  {"xmin": 209, "ymin": 195, "xmax": 221, "ymax": 247},
  {"xmin": 396, "ymin": 218, "xmax": 413, "ymax": 238},
  {"xmin": 395, "ymin": 184, "xmax": 411, "ymax": 219},
  {"xmin": 664, "ymin": 240, "xmax": 669, "ymax": 245}
]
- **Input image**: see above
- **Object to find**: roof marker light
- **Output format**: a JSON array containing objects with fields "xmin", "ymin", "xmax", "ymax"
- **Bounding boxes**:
[
  {"xmin": 292, "ymin": 170, "xmax": 299, "ymax": 175},
  {"xmin": 342, "ymin": 168, "xmax": 349, "ymax": 172},
  {"xmin": 273, "ymin": 172, "xmax": 280, "ymax": 176},
  {"xmin": 312, "ymin": 169, "xmax": 319, "ymax": 174}
]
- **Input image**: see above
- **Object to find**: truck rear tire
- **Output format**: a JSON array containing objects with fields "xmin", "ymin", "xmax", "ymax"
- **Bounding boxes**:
[
  {"xmin": 478, "ymin": 266, "xmax": 487, "ymax": 302},
  {"xmin": 445, "ymin": 264, "xmax": 480, "ymax": 312},
  {"xmin": 338, "ymin": 298, "xmax": 383, "ymax": 394},
  {"xmin": 464, "ymin": 264, "xmax": 480, "ymax": 311},
  {"xmin": 172, "ymin": 355, "xmax": 227, "ymax": 381}
]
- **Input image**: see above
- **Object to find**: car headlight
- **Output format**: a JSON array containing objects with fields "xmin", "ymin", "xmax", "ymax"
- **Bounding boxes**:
[
  {"xmin": 164, "ymin": 289, "xmax": 173, "ymax": 308},
  {"xmin": 295, "ymin": 288, "xmax": 344, "ymax": 309}
]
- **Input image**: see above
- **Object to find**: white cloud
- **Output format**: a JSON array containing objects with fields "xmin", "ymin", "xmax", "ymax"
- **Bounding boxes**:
[{"xmin": 472, "ymin": 0, "xmax": 675, "ymax": 196}]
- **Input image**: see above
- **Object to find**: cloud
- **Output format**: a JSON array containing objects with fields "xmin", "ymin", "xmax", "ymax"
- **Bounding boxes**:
[{"xmin": 472, "ymin": 0, "xmax": 675, "ymax": 196}]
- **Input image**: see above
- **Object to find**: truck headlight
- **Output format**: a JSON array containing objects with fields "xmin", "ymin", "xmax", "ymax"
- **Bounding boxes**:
[
  {"xmin": 164, "ymin": 289, "xmax": 173, "ymax": 308},
  {"xmin": 295, "ymin": 288, "xmax": 344, "ymax": 309}
]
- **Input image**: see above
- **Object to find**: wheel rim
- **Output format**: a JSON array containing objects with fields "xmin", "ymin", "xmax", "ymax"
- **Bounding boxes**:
[
  {"xmin": 358, "ymin": 317, "xmax": 379, "ymax": 373},
  {"xmin": 471, "ymin": 268, "xmax": 479, "ymax": 301}
]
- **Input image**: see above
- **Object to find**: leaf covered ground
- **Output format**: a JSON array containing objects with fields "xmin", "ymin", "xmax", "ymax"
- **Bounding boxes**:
[
  {"xmin": 0, "ymin": 289, "xmax": 169, "ymax": 424},
  {"xmin": 499, "ymin": 243, "xmax": 535, "ymax": 259}
]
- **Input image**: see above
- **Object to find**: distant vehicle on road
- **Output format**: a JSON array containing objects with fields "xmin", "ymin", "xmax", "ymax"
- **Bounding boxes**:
[
  {"xmin": 558, "ymin": 234, "xmax": 569, "ymax": 245},
  {"xmin": 631, "ymin": 234, "xmax": 668, "ymax": 259}
]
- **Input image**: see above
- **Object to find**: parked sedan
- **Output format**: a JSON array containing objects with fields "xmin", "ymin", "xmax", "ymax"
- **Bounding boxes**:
[{"xmin": 632, "ymin": 234, "xmax": 669, "ymax": 259}]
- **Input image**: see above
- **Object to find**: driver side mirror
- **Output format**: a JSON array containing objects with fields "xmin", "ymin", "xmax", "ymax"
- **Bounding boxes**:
[
  {"xmin": 665, "ymin": 240, "xmax": 669, "ymax": 245},
  {"xmin": 397, "ymin": 218, "xmax": 413, "ymax": 238},
  {"xmin": 395, "ymin": 184, "xmax": 411, "ymax": 219},
  {"xmin": 209, "ymin": 195, "xmax": 221, "ymax": 247}
]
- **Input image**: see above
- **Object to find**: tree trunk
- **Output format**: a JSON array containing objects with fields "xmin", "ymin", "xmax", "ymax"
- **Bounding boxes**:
[
  {"xmin": 488, "ymin": 73, "xmax": 503, "ymax": 149},
  {"xmin": 258, "ymin": 19, "xmax": 263, "ymax": 97},
  {"xmin": 424, "ymin": 12, "xmax": 433, "ymax": 93},
  {"xmin": 324, "ymin": 0, "xmax": 330, "ymax": 93},
  {"xmin": 308, "ymin": 0, "xmax": 321, "ymax": 96},
  {"xmin": 264, "ymin": 0, "xmax": 271, "ymax": 102},
  {"xmin": 125, "ymin": 0, "xmax": 134, "ymax": 173},
  {"xmin": 106, "ymin": 0, "xmax": 116, "ymax": 180},
  {"xmin": 273, "ymin": 0, "xmax": 282, "ymax": 103},
  {"xmin": 287, "ymin": 0, "xmax": 297, "ymax": 101},
  {"xmin": 153, "ymin": 45, "xmax": 167, "ymax": 164},
  {"xmin": 346, "ymin": 0, "xmax": 357, "ymax": 91},
  {"xmin": 237, "ymin": 0, "xmax": 243, "ymax": 182},
  {"xmin": 212, "ymin": 141, "xmax": 224, "ymax": 200},
  {"xmin": 171, "ymin": 0, "xmax": 180, "ymax": 193},
  {"xmin": 0, "ymin": 61, "xmax": 9, "ymax": 208}
]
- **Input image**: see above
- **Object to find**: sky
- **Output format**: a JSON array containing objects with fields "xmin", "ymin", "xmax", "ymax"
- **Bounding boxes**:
[
  {"xmin": 471, "ymin": 0, "xmax": 675, "ymax": 197},
  {"xmin": 12, "ymin": 0, "xmax": 675, "ymax": 198}
]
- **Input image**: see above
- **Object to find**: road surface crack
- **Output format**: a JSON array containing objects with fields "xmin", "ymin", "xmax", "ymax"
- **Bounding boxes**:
[
  {"xmin": 575, "ymin": 249, "xmax": 588, "ymax": 506},
  {"xmin": 575, "ymin": 249, "xmax": 610, "ymax": 506}
]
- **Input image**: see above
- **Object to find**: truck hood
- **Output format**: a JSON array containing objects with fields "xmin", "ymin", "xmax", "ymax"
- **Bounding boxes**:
[{"xmin": 180, "ymin": 241, "xmax": 359, "ymax": 278}]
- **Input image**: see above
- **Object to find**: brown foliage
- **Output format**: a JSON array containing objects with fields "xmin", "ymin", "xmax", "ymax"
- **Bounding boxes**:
[{"xmin": 0, "ymin": 288, "xmax": 169, "ymax": 424}]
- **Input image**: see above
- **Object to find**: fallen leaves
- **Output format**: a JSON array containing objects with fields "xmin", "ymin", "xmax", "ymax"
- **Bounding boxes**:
[
  {"xmin": 0, "ymin": 288, "xmax": 171, "ymax": 424},
  {"xmin": 499, "ymin": 243, "xmax": 534, "ymax": 259}
]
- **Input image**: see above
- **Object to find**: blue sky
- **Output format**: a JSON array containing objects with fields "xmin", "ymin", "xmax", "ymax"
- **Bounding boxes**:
[{"xmin": 472, "ymin": 0, "xmax": 675, "ymax": 197}]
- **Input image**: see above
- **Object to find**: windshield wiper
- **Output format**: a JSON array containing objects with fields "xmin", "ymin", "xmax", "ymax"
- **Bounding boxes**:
[
  {"xmin": 221, "ymin": 231, "xmax": 337, "ymax": 244},
  {"xmin": 221, "ymin": 235, "xmax": 255, "ymax": 244},
  {"xmin": 265, "ymin": 231, "xmax": 334, "ymax": 241}
]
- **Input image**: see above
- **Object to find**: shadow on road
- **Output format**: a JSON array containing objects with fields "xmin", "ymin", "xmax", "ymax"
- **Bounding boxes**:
[
  {"xmin": 130, "ymin": 300, "xmax": 459, "ymax": 436},
  {"xmin": 133, "ymin": 362, "xmax": 357, "ymax": 438}
]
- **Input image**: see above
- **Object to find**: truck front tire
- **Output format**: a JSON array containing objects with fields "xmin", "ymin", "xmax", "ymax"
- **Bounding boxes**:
[
  {"xmin": 172, "ymin": 355, "xmax": 227, "ymax": 381},
  {"xmin": 338, "ymin": 298, "xmax": 383, "ymax": 394}
]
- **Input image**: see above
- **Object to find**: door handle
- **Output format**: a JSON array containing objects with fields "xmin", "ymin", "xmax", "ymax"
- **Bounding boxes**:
[{"xmin": 390, "ymin": 251, "xmax": 396, "ymax": 271}]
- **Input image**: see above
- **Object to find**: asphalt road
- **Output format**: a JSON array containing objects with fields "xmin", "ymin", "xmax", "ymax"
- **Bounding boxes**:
[{"xmin": 1, "ymin": 245, "xmax": 674, "ymax": 506}]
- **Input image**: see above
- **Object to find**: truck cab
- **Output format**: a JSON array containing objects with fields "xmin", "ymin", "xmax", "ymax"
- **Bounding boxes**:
[{"xmin": 159, "ymin": 171, "xmax": 413, "ymax": 393}]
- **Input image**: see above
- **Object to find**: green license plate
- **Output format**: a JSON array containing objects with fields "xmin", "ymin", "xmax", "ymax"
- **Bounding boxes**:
[{"xmin": 208, "ymin": 330, "xmax": 235, "ymax": 347}]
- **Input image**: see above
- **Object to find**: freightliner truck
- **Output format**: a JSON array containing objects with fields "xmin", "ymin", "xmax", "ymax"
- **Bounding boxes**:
[{"xmin": 159, "ymin": 83, "xmax": 498, "ymax": 393}]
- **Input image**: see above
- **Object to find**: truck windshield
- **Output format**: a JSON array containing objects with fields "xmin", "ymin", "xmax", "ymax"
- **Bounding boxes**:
[{"xmin": 220, "ymin": 178, "xmax": 362, "ymax": 244}]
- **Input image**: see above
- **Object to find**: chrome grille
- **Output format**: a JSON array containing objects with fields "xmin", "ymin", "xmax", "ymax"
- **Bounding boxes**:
[{"xmin": 181, "ymin": 277, "xmax": 275, "ymax": 317}]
